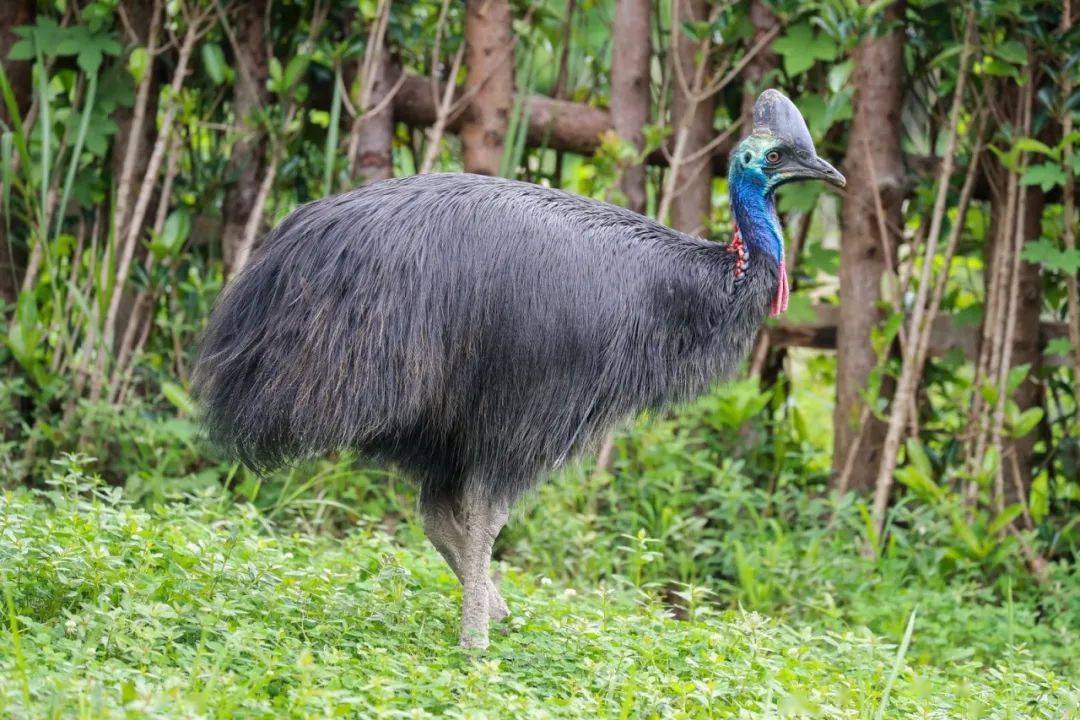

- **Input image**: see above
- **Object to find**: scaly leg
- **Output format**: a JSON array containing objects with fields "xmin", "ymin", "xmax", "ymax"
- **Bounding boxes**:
[
  {"xmin": 420, "ymin": 496, "xmax": 509, "ymax": 624},
  {"xmin": 456, "ymin": 483, "xmax": 510, "ymax": 649}
]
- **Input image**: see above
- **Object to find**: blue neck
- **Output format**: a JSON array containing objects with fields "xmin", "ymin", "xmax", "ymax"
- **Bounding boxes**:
[{"xmin": 729, "ymin": 171, "xmax": 784, "ymax": 266}]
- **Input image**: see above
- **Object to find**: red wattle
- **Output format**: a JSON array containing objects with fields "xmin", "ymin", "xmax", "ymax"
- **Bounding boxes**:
[{"xmin": 770, "ymin": 262, "xmax": 789, "ymax": 317}]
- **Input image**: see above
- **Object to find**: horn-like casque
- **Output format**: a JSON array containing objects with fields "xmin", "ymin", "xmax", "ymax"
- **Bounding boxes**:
[{"xmin": 752, "ymin": 89, "xmax": 815, "ymax": 154}]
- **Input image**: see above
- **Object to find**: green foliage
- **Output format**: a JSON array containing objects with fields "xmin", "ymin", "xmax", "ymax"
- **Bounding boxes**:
[
  {"xmin": 0, "ymin": 2, "xmax": 1076, "ymax": 712},
  {"xmin": 0, "ymin": 458, "xmax": 1074, "ymax": 718},
  {"xmin": 773, "ymin": 22, "xmax": 839, "ymax": 76}
]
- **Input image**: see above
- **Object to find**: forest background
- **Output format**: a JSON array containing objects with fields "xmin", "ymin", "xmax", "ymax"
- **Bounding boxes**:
[{"xmin": 0, "ymin": 0, "xmax": 1077, "ymax": 716}]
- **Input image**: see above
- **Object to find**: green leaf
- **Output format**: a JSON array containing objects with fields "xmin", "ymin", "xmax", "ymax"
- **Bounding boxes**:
[
  {"xmin": 1021, "ymin": 162, "xmax": 1066, "ymax": 192},
  {"xmin": 981, "ymin": 57, "xmax": 1020, "ymax": 80},
  {"xmin": 148, "ymin": 209, "xmax": 191, "ymax": 258},
  {"xmin": 680, "ymin": 21, "xmax": 711, "ymax": 42},
  {"xmin": 283, "ymin": 56, "xmax": 310, "ymax": 92},
  {"xmin": 1006, "ymin": 364, "xmax": 1030, "ymax": 395},
  {"xmin": 7, "ymin": 39, "xmax": 34, "ymax": 61},
  {"xmin": 161, "ymin": 381, "xmax": 196, "ymax": 416},
  {"xmin": 979, "ymin": 447, "xmax": 1000, "ymax": 486},
  {"xmin": 1009, "ymin": 407, "xmax": 1043, "ymax": 438},
  {"xmin": 905, "ymin": 438, "xmax": 933, "ymax": 479},
  {"xmin": 1013, "ymin": 138, "xmax": 1056, "ymax": 158},
  {"xmin": 949, "ymin": 509, "xmax": 984, "ymax": 557},
  {"xmin": 201, "ymin": 43, "xmax": 227, "ymax": 86},
  {"xmin": 1029, "ymin": 473, "xmax": 1049, "ymax": 522},
  {"xmin": 896, "ymin": 466, "xmax": 943, "ymax": 502},
  {"xmin": 988, "ymin": 504, "xmax": 1024, "ymax": 535},
  {"xmin": 773, "ymin": 23, "xmax": 837, "ymax": 77},
  {"xmin": 128, "ymin": 47, "xmax": 150, "ymax": 83},
  {"xmin": 994, "ymin": 41, "xmax": 1027, "ymax": 66},
  {"xmin": 1043, "ymin": 337, "xmax": 1073, "ymax": 358},
  {"xmin": 782, "ymin": 292, "xmax": 817, "ymax": 324},
  {"xmin": 1021, "ymin": 238, "xmax": 1080, "ymax": 274},
  {"xmin": 269, "ymin": 57, "xmax": 283, "ymax": 88}
]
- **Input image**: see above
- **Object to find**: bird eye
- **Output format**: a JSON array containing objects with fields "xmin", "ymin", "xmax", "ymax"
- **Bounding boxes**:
[{"xmin": 765, "ymin": 150, "xmax": 781, "ymax": 164}]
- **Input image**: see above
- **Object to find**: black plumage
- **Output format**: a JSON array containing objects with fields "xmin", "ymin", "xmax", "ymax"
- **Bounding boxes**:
[{"xmin": 194, "ymin": 173, "xmax": 775, "ymax": 505}]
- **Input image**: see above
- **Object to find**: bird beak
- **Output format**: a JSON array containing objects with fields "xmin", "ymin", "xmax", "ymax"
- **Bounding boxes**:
[{"xmin": 802, "ymin": 155, "xmax": 846, "ymax": 188}]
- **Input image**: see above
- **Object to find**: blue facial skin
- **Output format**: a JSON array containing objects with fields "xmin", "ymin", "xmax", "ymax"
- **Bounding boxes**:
[{"xmin": 728, "ymin": 135, "xmax": 786, "ymax": 266}]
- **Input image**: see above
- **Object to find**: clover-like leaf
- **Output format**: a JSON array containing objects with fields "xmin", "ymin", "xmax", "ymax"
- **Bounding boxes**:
[
  {"xmin": 773, "ymin": 23, "xmax": 837, "ymax": 77},
  {"xmin": 1020, "ymin": 162, "xmax": 1066, "ymax": 191}
]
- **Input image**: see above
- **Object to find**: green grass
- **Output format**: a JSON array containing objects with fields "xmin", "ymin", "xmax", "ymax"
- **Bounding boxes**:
[{"xmin": 1, "ymin": 467, "xmax": 1075, "ymax": 719}]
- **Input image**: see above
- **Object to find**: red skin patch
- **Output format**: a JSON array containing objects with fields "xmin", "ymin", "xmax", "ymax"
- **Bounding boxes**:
[
  {"xmin": 730, "ymin": 220, "xmax": 788, "ymax": 316},
  {"xmin": 730, "ymin": 223, "xmax": 747, "ymax": 280}
]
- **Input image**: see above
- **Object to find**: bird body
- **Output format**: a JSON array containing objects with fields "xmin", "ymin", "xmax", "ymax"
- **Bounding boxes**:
[
  {"xmin": 195, "ymin": 89, "xmax": 844, "ymax": 648},
  {"xmin": 196, "ymin": 173, "xmax": 775, "ymax": 504}
]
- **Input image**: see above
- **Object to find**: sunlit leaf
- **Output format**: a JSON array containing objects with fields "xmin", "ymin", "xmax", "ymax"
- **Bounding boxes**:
[{"xmin": 773, "ymin": 23, "xmax": 837, "ymax": 76}]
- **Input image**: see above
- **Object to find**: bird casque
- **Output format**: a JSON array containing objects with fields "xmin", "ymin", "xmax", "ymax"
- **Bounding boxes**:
[{"xmin": 194, "ymin": 89, "xmax": 844, "ymax": 648}]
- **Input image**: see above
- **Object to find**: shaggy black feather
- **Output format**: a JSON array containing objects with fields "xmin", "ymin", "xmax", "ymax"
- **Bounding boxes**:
[{"xmin": 194, "ymin": 173, "xmax": 777, "ymax": 503}]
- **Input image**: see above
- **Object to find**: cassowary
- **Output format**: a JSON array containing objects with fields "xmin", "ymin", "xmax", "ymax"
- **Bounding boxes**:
[{"xmin": 194, "ymin": 90, "xmax": 844, "ymax": 648}]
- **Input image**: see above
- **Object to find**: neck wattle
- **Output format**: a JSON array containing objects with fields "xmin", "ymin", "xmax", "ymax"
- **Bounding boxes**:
[{"xmin": 729, "ymin": 177, "xmax": 788, "ymax": 317}]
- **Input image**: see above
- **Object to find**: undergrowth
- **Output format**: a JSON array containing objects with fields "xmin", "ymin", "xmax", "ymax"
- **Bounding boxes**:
[{"xmin": 0, "ymin": 457, "xmax": 1075, "ymax": 718}]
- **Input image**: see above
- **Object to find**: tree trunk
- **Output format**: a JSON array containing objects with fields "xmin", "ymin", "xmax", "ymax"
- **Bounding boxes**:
[
  {"xmin": 0, "ymin": 0, "xmax": 32, "ymax": 126},
  {"xmin": 739, "ymin": 0, "xmax": 778, "ymax": 126},
  {"xmin": 832, "ymin": 0, "xmax": 906, "ymax": 493},
  {"xmin": 111, "ymin": 0, "xmax": 159, "ymax": 217},
  {"xmin": 669, "ymin": 0, "xmax": 714, "ymax": 235},
  {"xmin": 461, "ymin": 0, "xmax": 514, "ymax": 176},
  {"xmin": 109, "ymin": 0, "xmax": 161, "ymax": 354},
  {"xmin": 221, "ymin": 0, "xmax": 270, "ymax": 274},
  {"xmin": 349, "ymin": 47, "xmax": 397, "ymax": 185},
  {"xmin": 610, "ymin": 0, "xmax": 651, "ymax": 214},
  {"xmin": 0, "ymin": 0, "xmax": 34, "ymax": 306},
  {"xmin": 988, "ymin": 183, "xmax": 1044, "ymax": 505}
]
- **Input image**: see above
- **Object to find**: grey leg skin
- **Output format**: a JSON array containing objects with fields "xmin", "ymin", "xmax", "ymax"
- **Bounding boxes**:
[
  {"xmin": 456, "ymin": 484, "xmax": 510, "ymax": 649},
  {"xmin": 420, "ymin": 497, "xmax": 510, "ymax": 626}
]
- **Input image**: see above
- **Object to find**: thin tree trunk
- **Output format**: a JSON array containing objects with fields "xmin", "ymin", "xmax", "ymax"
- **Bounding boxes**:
[
  {"xmin": 230, "ymin": 151, "xmax": 279, "ymax": 275},
  {"xmin": 1005, "ymin": 184, "xmax": 1044, "ymax": 504},
  {"xmin": 346, "ymin": 0, "xmax": 397, "ymax": 185},
  {"xmin": 105, "ymin": 0, "xmax": 162, "ymax": 360},
  {"xmin": 0, "ymin": 0, "xmax": 34, "ymax": 306},
  {"xmin": 610, "ymin": 0, "xmax": 651, "ymax": 214},
  {"xmin": 668, "ymin": 0, "xmax": 714, "ymax": 235},
  {"xmin": 111, "ymin": 0, "xmax": 161, "ymax": 243},
  {"xmin": 92, "ymin": 9, "xmax": 200, "ymax": 403},
  {"xmin": 982, "ymin": 79, "xmax": 1035, "ymax": 511},
  {"xmin": 0, "ymin": 0, "xmax": 32, "ymax": 126},
  {"xmin": 1060, "ymin": 4, "xmax": 1080, "ymax": 394},
  {"xmin": 739, "ymin": 0, "xmax": 778, "ymax": 126},
  {"xmin": 868, "ymin": 13, "xmax": 974, "ymax": 537},
  {"xmin": 461, "ymin": 0, "xmax": 514, "ymax": 176},
  {"xmin": 220, "ymin": 0, "xmax": 270, "ymax": 274},
  {"xmin": 832, "ymin": 0, "xmax": 906, "ymax": 494}
]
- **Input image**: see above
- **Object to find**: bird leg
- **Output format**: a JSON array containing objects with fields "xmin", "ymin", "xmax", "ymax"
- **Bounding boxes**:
[
  {"xmin": 419, "ymin": 497, "xmax": 509, "ymax": 625},
  {"xmin": 456, "ymin": 484, "xmax": 510, "ymax": 649}
]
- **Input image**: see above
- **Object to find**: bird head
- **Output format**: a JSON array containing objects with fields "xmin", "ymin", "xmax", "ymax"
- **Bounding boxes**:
[
  {"xmin": 730, "ymin": 89, "xmax": 846, "ymax": 191},
  {"xmin": 730, "ymin": 89, "xmax": 846, "ymax": 192},
  {"xmin": 727, "ymin": 90, "xmax": 844, "ymax": 318}
]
